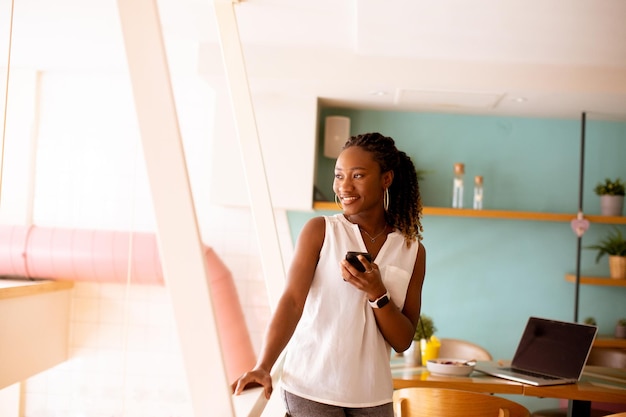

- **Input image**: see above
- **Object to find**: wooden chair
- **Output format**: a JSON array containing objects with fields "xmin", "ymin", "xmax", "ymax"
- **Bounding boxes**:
[
  {"xmin": 393, "ymin": 387, "xmax": 530, "ymax": 417},
  {"xmin": 438, "ymin": 338, "xmax": 493, "ymax": 361},
  {"xmin": 587, "ymin": 348, "xmax": 626, "ymax": 369}
]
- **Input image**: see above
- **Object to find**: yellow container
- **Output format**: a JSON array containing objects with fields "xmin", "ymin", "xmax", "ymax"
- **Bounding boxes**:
[{"xmin": 420, "ymin": 336, "xmax": 441, "ymax": 366}]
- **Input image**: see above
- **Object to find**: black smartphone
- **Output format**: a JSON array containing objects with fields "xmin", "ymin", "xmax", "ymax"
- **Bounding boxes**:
[{"xmin": 345, "ymin": 251, "xmax": 372, "ymax": 272}]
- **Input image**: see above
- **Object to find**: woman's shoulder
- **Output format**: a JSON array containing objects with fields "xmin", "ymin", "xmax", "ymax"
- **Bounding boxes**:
[
  {"xmin": 303, "ymin": 215, "xmax": 326, "ymax": 227},
  {"xmin": 295, "ymin": 216, "xmax": 327, "ymax": 253},
  {"xmin": 299, "ymin": 215, "xmax": 350, "ymax": 245},
  {"xmin": 299, "ymin": 216, "xmax": 327, "ymax": 237},
  {"xmin": 303, "ymin": 214, "xmax": 343, "ymax": 228}
]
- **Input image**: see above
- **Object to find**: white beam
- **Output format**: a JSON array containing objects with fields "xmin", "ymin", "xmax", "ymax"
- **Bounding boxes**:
[
  {"xmin": 210, "ymin": 1, "xmax": 289, "ymax": 416},
  {"xmin": 116, "ymin": 1, "xmax": 233, "ymax": 416},
  {"xmin": 210, "ymin": 1, "xmax": 286, "ymax": 313}
]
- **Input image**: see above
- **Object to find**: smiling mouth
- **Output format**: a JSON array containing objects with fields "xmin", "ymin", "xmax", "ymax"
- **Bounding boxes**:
[{"xmin": 341, "ymin": 196, "xmax": 358, "ymax": 204}]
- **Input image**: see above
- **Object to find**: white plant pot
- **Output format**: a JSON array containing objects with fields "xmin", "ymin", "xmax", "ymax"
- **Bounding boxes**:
[
  {"xmin": 600, "ymin": 195, "xmax": 624, "ymax": 216},
  {"xmin": 404, "ymin": 340, "xmax": 421, "ymax": 366}
]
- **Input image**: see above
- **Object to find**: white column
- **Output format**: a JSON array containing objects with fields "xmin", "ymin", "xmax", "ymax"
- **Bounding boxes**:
[{"xmin": 116, "ymin": 1, "xmax": 233, "ymax": 415}]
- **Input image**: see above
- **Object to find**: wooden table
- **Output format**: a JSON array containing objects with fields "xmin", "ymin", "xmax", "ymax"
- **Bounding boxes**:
[
  {"xmin": 391, "ymin": 359, "xmax": 626, "ymax": 417},
  {"xmin": 391, "ymin": 361, "xmax": 524, "ymax": 394},
  {"xmin": 0, "ymin": 278, "xmax": 74, "ymax": 389},
  {"xmin": 523, "ymin": 366, "xmax": 626, "ymax": 417}
]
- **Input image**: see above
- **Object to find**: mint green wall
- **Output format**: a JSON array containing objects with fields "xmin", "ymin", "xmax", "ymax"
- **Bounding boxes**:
[
  {"xmin": 287, "ymin": 109, "xmax": 625, "ymax": 410},
  {"xmin": 315, "ymin": 110, "xmax": 625, "ymax": 212}
]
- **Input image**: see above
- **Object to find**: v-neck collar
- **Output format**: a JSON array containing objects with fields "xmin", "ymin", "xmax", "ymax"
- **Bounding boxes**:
[{"xmin": 337, "ymin": 214, "xmax": 399, "ymax": 262}]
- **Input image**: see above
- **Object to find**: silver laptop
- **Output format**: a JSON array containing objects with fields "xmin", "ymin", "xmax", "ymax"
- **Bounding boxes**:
[{"xmin": 474, "ymin": 316, "xmax": 597, "ymax": 386}]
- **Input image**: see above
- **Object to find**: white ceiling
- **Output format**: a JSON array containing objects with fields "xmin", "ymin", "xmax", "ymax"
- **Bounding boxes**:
[{"xmin": 1, "ymin": 0, "xmax": 626, "ymax": 119}]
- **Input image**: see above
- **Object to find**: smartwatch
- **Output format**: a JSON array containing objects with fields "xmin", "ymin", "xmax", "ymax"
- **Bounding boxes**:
[{"xmin": 369, "ymin": 291, "xmax": 390, "ymax": 309}]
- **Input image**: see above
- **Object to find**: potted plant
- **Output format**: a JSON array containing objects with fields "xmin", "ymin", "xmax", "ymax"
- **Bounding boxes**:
[
  {"xmin": 594, "ymin": 178, "xmax": 625, "ymax": 216},
  {"xmin": 586, "ymin": 227, "xmax": 626, "ymax": 279},
  {"xmin": 583, "ymin": 317, "xmax": 597, "ymax": 326},
  {"xmin": 414, "ymin": 314, "xmax": 436, "ymax": 341},
  {"xmin": 616, "ymin": 318, "xmax": 626, "ymax": 339},
  {"xmin": 415, "ymin": 315, "xmax": 441, "ymax": 366},
  {"xmin": 405, "ymin": 314, "xmax": 437, "ymax": 366}
]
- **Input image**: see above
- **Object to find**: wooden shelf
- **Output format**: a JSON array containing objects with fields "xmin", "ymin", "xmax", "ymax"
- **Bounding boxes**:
[
  {"xmin": 421, "ymin": 207, "xmax": 572, "ymax": 221},
  {"xmin": 564, "ymin": 274, "xmax": 626, "ymax": 287},
  {"xmin": 313, "ymin": 202, "xmax": 626, "ymax": 223},
  {"xmin": 593, "ymin": 337, "xmax": 626, "ymax": 349},
  {"xmin": 313, "ymin": 201, "xmax": 339, "ymax": 211},
  {"xmin": 584, "ymin": 214, "xmax": 626, "ymax": 224}
]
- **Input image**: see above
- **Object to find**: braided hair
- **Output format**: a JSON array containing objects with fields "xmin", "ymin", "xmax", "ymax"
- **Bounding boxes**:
[{"xmin": 343, "ymin": 132, "xmax": 424, "ymax": 244}]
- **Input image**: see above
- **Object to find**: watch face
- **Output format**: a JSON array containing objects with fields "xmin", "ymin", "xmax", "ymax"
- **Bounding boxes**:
[{"xmin": 377, "ymin": 295, "xmax": 390, "ymax": 308}]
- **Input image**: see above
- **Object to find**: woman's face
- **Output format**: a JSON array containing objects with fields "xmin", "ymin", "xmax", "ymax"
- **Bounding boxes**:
[{"xmin": 333, "ymin": 146, "xmax": 390, "ymax": 214}]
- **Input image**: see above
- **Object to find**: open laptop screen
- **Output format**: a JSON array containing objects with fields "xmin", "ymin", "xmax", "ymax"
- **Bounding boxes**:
[{"xmin": 512, "ymin": 317, "xmax": 597, "ymax": 379}]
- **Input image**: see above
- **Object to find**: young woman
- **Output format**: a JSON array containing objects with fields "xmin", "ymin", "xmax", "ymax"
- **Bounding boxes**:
[{"xmin": 233, "ymin": 132, "xmax": 426, "ymax": 417}]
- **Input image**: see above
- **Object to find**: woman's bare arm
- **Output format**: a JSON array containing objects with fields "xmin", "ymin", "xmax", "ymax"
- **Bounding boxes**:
[{"xmin": 232, "ymin": 216, "xmax": 325, "ymax": 398}]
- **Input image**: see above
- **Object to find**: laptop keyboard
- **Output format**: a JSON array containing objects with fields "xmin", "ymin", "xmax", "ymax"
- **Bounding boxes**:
[{"xmin": 501, "ymin": 367, "xmax": 560, "ymax": 380}]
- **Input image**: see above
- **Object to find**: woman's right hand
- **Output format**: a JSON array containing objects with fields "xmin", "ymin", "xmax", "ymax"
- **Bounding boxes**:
[{"xmin": 231, "ymin": 368, "xmax": 273, "ymax": 399}]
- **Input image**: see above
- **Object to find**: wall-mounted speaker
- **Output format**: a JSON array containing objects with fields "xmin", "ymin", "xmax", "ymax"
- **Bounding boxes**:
[{"xmin": 323, "ymin": 116, "xmax": 350, "ymax": 158}]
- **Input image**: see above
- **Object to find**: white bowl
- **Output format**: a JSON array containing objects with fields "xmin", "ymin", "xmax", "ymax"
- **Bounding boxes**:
[{"xmin": 426, "ymin": 358, "xmax": 476, "ymax": 376}]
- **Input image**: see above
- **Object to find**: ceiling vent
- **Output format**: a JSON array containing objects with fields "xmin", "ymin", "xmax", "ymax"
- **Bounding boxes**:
[{"xmin": 394, "ymin": 89, "xmax": 503, "ymax": 109}]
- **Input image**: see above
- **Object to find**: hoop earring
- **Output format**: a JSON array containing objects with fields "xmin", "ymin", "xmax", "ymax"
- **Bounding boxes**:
[
  {"xmin": 384, "ymin": 188, "xmax": 390, "ymax": 212},
  {"xmin": 334, "ymin": 193, "xmax": 343, "ymax": 210}
]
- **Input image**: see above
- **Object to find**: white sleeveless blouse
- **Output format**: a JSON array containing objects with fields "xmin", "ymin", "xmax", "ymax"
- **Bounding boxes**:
[{"xmin": 280, "ymin": 214, "xmax": 419, "ymax": 407}]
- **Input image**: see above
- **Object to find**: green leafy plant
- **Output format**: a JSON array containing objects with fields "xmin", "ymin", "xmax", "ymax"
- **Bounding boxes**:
[
  {"xmin": 413, "ymin": 314, "xmax": 436, "ymax": 341},
  {"xmin": 583, "ymin": 317, "xmax": 597, "ymax": 326},
  {"xmin": 618, "ymin": 318, "xmax": 626, "ymax": 326},
  {"xmin": 585, "ymin": 227, "xmax": 626, "ymax": 263},
  {"xmin": 416, "ymin": 169, "xmax": 430, "ymax": 181},
  {"xmin": 594, "ymin": 178, "xmax": 625, "ymax": 196}
]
